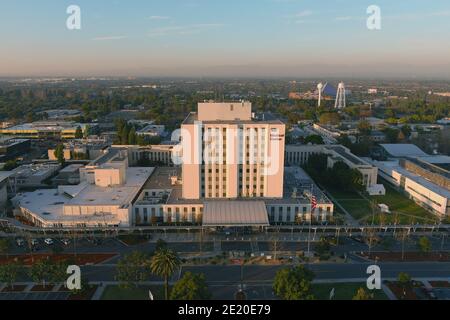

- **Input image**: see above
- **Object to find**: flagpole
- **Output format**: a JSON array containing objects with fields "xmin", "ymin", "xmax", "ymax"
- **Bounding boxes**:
[{"xmin": 307, "ymin": 184, "xmax": 313, "ymax": 257}]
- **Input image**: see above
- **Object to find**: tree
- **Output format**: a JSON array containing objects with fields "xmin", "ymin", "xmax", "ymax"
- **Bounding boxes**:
[
  {"xmin": 2, "ymin": 160, "xmax": 19, "ymax": 171},
  {"xmin": 418, "ymin": 236, "xmax": 432, "ymax": 253},
  {"xmin": 304, "ymin": 135, "xmax": 324, "ymax": 145},
  {"xmin": 0, "ymin": 238, "xmax": 11, "ymax": 257},
  {"xmin": 75, "ymin": 126, "xmax": 83, "ymax": 139},
  {"xmin": 150, "ymin": 248, "xmax": 181, "ymax": 300},
  {"xmin": 319, "ymin": 112, "xmax": 340, "ymax": 125},
  {"xmin": 315, "ymin": 237, "xmax": 331, "ymax": 256},
  {"xmin": 273, "ymin": 265, "xmax": 315, "ymax": 300},
  {"xmin": 353, "ymin": 287, "xmax": 371, "ymax": 300},
  {"xmin": 400, "ymin": 125, "xmax": 412, "ymax": 139},
  {"xmin": 29, "ymin": 259, "xmax": 53, "ymax": 288},
  {"xmin": 128, "ymin": 127, "xmax": 137, "ymax": 145},
  {"xmin": 398, "ymin": 272, "xmax": 412, "ymax": 289},
  {"xmin": 0, "ymin": 263, "xmax": 21, "ymax": 289},
  {"xmin": 170, "ymin": 272, "xmax": 211, "ymax": 300},
  {"xmin": 50, "ymin": 261, "xmax": 69, "ymax": 286},
  {"xmin": 54, "ymin": 144, "xmax": 65, "ymax": 165},
  {"xmin": 384, "ymin": 128, "xmax": 400, "ymax": 143},
  {"xmin": 116, "ymin": 251, "xmax": 150, "ymax": 288},
  {"xmin": 358, "ymin": 120, "xmax": 372, "ymax": 136},
  {"xmin": 155, "ymin": 239, "xmax": 168, "ymax": 251}
]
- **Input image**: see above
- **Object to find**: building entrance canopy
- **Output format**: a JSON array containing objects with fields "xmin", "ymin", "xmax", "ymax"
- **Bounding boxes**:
[{"xmin": 203, "ymin": 201, "xmax": 270, "ymax": 227}]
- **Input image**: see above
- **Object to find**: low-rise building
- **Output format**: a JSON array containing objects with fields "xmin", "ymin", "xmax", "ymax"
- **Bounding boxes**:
[
  {"xmin": 48, "ymin": 138, "xmax": 109, "ymax": 161},
  {"xmin": 113, "ymin": 145, "xmax": 175, "ymax": 166},
  {"xmin": 136, "ymin": 124, "xmax": 166, "ymax": 137},
  {"xmin": 0, "ymin": 172, "xmax": 14, "ymax": 211},
  {"xmin": 12, "ymin": 152, "xmax": 153, "ymax": 228},
  {"xmin": 285, "ymin": 144, "xmax": 385, "ymax": 195},
  {"xmin": 372, "ymin": 159, "xmax": 450, "ymax": 218},
  {"xmin": 0, "ymin": 138, "xmax": 31, "ymax": 162},
  {"xmin": 0, "ymin": 121, "xmax": 92, "ymax": 139},
  {"xmin": 133, "ymin": 166, "xmax": 333, "ymax": 226},
  {"xmin": 9, "ymin": 163, "xmax": 61, "ymax": 191}
]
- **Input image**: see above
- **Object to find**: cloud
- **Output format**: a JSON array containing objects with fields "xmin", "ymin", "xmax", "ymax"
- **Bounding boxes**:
[
  {"xmin": 334, "ymin": 10, "xmax": 450, "ymax": 23},
  {"xmin": 148, "ymin": 24, "xmax": 224, "ymax": 37},
  {"xmin": 149, "ymin": 15, "xmax": 170, "ymax": 20},
  {"xmin": 92, "ymin": 36, "xmax": 127, "ymax": 41},
  {"xmin": 295, "ymin": 10, "xmax": 313, "ymax": 18}
]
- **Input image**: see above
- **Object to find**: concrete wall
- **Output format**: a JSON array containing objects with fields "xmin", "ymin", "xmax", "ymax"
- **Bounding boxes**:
[{"xmin": 198, "ymin": 101, "xmax": 251, "ymax": 122}]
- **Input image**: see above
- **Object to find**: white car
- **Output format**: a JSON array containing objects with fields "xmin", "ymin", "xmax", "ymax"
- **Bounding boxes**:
[
  {"xmin": 16, "ymin": 238, "xmax": 25, "ymax": 247},
  {"xmin": 61, "ymin": 239, "xmax": 71, "ymax": 246},
  {"xmin": 44, "ymin": 238, "xmax": 54, "ymax": 245}
]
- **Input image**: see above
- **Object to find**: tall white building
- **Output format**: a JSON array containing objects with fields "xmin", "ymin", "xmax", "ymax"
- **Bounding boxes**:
[{"xmin": 180, "ymin": 101, "xmax": 286, "ymax": 200}]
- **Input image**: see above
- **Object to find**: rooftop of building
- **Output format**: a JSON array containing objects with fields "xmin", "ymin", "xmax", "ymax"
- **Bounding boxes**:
[
  {"xmin": 14, "ymin": 167, "xmax": 154, "ymax": 221},
  {"xmin": 59, "ymin": 164, "xmax": 84, "ymax": 173},
  {"xmin": 281, "ymin": 166, "xmax": 332, "ymax": 205},
  {"xmin": 405, "ymin": 157, "xmax": 450, "ymax": 178},
  {"xmin": 325, "ymin": 145, "xmax": 367, "ymax": 166},
  {"xmin": 12, "ymin": 163, "xmax": 61, "ymax": 177},
  {"xmin": 182, "ymin": 112, "xmax": 284, "ymax": 125},
  {"xmin": 143, "ymin": 167, "xmax": 180, "ymax": 190},
  {"xmin": 0, "ymin": 138, "xmax": 30, "ymax": 147},
  {"xmin": 1, "ymin": 121, "xmax": 89, "ymax": 132},
  {"xmin": 380, "ymin": 144, "xmax": 429, "ymax": 158},
  {"xmin": 374, "ymin": 160, "xmax": 450, "ymax": 199}
]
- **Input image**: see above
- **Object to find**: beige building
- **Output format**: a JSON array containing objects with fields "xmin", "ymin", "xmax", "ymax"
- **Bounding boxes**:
[{"xmin": 181, "ymin": 101, "xmax": 285, "ymax": 200}]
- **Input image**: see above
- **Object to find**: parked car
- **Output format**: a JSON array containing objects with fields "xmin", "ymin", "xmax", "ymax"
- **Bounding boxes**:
[
  {"xmin": 30, "ymin": 239, "xmax": 39, "ymax": 246},
  {"xmin": 61, "ymin": 239, "xmax": 71, "ymax": 246},
  {"xmin": 44, "ymin": 238, "xmax": 54, "ymax": 245},
  {"xmin": 16, "ymin": 238, "xmax": 25, "ymax": 247}
]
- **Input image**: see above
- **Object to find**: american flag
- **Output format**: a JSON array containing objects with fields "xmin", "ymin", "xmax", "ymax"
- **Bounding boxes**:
[{"xmin": 311, "ymin": 195, "xmax": 317, "ymax": 211}]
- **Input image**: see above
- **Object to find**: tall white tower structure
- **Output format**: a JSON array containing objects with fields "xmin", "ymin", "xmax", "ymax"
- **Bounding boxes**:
[
  {"xmin": 334, "ymin": 82, "xmax": 346, "ymax": 109},
  {"xmin": 317, "ymin": 82, "xmax": 323, "ymax": 107}
]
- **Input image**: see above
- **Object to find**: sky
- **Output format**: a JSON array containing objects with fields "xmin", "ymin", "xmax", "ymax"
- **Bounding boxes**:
[{"xmin": 1, "ymin": 0, "xmax": 450, "ymax": 78}]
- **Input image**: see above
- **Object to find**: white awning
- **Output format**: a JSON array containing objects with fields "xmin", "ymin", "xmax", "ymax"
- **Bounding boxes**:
[{"xmin": 203, "ymin": 201, "xmax": 269, "ymax": 227}]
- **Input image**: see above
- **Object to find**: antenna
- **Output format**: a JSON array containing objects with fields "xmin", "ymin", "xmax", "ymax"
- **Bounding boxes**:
[
  {"xmin": 335, "ymin": 82, "xmax": 346, "ymax": 109},
  {"xmin": 317, "ymin": 82, "xmax": 324, "ymax": 107}
]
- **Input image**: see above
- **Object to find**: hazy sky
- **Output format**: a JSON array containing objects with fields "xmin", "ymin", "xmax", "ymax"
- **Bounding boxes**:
[{"xmin": 1, "ymin": 0, "xmax": 450, "ymax": 78}]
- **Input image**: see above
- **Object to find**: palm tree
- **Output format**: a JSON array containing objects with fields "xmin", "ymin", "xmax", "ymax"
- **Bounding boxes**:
[{"xmin": 150, "ymin": 248, "xmax": 181, "ymax": 300}]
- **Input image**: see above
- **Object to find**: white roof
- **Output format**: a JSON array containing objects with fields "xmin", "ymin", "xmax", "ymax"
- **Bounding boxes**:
[
  {"xmin": 203, "ymin": 201, "xmax": 269, "ymax": 227},
  {"xmin": 418, "ymin": 156, "xmax": 450, "ymax": 164},
  {"xmin": 380, "ymin": 144, "xmax": 428, "ymax": 157},
  {"xmin": 375, "ymin": 160, "xmax": 450, "ymax": 199},
  {"xmin": 14, "ymin": 167, "xmax": 153, "ymax": 222}
]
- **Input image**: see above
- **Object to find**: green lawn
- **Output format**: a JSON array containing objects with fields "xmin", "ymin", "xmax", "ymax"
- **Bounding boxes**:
[
  {"xmin": 327, "ymin": 188, "xmax": 364, "ymax": 200},
  {"xmin": 101, "ymin": 285, "xmax": 164, "ymax": 300},
  {"xmin": 338, "ymin": 200, "xmax": 372, "ymax": 220},
  {"xmin": 312, "ymin": 283, "xmax": 388, "ymax": 300},
  {"xmin": 328, "ymin": 183, "xmax": 439, "ymax": 224},
  {"xmin": 365, "ymin": 184, "xmax": 440, "ymax": 224}
]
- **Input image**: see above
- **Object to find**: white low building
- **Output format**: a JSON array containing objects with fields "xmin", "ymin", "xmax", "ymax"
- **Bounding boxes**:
[
  {"xmin": 12, "ymin": 153, "xmax": 153, "ymax": 229},
  {"xmin": 372, "ymin": 160, "xmax": 450, "ymax": 218}
]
